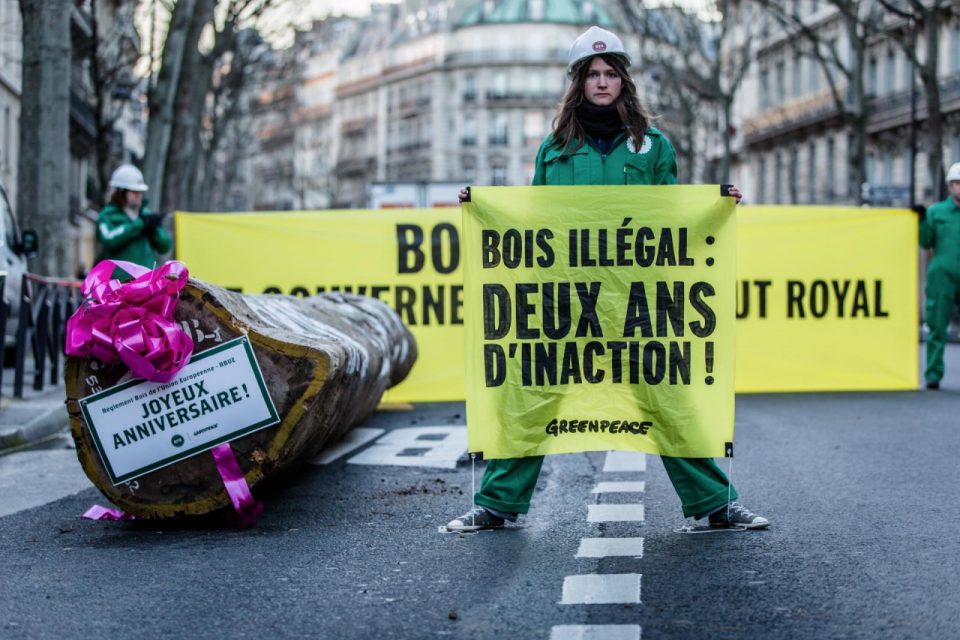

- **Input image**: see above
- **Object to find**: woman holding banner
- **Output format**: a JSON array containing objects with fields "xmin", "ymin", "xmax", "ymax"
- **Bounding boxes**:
[{"xmin": 449, "ymin": 26, "xmax": 768, "ymax": 532}]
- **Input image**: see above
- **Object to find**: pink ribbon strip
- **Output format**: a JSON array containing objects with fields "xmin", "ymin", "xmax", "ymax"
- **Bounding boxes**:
[
  {"xmin": 82, "ymin": 445, "xmax": 262, "ymax": 527},
  {"xmin": 211, "ymin": 443, "xmax": 264, "ymax": 528},
  {"xmin": 65, "ymin": 259, "xmax": 194, "ymax": 383},
  {"xmin": 82, "ymin": 505, "xmax": 136, "ymax": 521}
]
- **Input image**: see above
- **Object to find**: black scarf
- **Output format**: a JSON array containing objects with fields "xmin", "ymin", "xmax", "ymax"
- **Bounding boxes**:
[{"xmin": 576, "ymin": 102, "xmax": 623, "ymax": 140}]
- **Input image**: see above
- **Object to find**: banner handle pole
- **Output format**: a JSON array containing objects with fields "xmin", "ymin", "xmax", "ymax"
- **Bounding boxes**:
[{"xmin": 471, "ymin": 452, "xmax": 476, "ymax": 527}]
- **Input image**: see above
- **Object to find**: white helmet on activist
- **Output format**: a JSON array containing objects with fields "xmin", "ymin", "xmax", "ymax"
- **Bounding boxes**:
[
  {"xmin": 946, "ymin": 162, "xmax": 960, "ymax": 183},
  {"xmin": 109, "ymin": 164, "xmax": 149, "ymax": 192},
  {"xmin": 567, "ymin": 26, "xmax": 631, "ymax": 77}
]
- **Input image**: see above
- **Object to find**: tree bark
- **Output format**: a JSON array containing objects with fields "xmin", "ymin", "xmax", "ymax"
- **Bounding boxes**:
[
  {"xmin": 64, "ymin": 281, "xmax": 418, "ymax": 519},
  {"xmin": 143, "ymin": 0, "xmax": 198, "ymax": 213},
  {"xmin": 16, "ymin": 0, "xmax": 72, "ymax": 276},
  {"xmin": 162, "ymin": 0, "xmax": 216, "ymax": 211}
]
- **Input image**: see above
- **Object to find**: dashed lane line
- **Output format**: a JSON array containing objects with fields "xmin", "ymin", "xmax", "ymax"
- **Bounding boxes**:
[
  {"xmin": 560, "ymin": 574, "xmax": 642, "ymax": 604},
  {"xmin": 550, "ymin": 624, "xmax": 641, "ymax": 640},
  {"xmin": 587, "ymin": 503, "xmax": 645, "ymax": 522},
  {"xmin": 575, "ymin": 537, "xmax": 645, "ymax": 559},
  {"xmin": 591, "ymin": 481, "xmax": 645, "ymax": 493},
  {"xmin": 602, "ymin": 451, "xmax": 647, "ymax": 472}
]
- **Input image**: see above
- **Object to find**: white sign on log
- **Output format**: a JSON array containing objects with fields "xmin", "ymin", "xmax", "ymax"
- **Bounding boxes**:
[{"xmin": 79, "ymin": 336, "xmax": 279, "ymax": 484}]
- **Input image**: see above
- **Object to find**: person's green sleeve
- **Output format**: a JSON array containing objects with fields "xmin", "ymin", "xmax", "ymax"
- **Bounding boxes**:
[
  {"xmin": 654, "ymin": 136, "xmax": 678, "ymax": 185},
  {"xmin": 97, "ymin": 215, "xmax": 146, "ymax": 250},
  {"xmin": 149, "ymin": 225, "xmax": 173, "ymax": 254},
  {"xmin": 531, "ymin": 139, "xmax": 549, "ymax": 186}
]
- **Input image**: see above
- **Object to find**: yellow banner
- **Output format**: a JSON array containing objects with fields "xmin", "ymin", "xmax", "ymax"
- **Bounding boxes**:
[
  {"xmin": 735, "ymin": 206, "xmax": 918, "ymax": 392},
  {"xmin": 174, "ymin": 209, "xmax": 464, "ymax": 403},
  {"xmin": 175, "ymin": 204, "xmax": 918, "ymax": 404},
  {"xmin": 462, "ymin": 186, "xmax": 736, "ymax": 459}
]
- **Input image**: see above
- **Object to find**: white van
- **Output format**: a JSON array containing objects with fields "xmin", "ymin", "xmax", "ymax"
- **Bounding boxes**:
[{"xmin": 0, "ymin": 182, "xmax": 39, "ymax": 350}]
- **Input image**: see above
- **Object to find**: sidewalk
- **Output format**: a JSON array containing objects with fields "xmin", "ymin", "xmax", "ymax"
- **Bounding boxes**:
[{"xmin": 0, "ymin": 364, "xmax": 70, "ymax": 454}]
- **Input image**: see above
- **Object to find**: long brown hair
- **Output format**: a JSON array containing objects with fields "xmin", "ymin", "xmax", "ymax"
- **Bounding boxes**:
[
  {"xmin": 109, "ymin": 189, "xmax": 129, "ymax": 208},
  {"xmin": 551, "ymin": 54, "xmax": 651, "ymax": 153}
]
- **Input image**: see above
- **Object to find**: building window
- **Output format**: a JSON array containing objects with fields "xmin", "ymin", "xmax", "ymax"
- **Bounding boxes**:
[
  {"xmin": 464, "ymin": 74, "xmax": 476, "ymax": 102},
  {"xmin": 524, "ymin": 111, "xmax": 545, "ymax": 145},
  {"xmin": 867, "ymin": 56, "xmax": 878, "ymax": 96},
  {"xmin": 884, "ymin": 49, "xmax": 896, "ymax": 95},
  {"xmin": 826, "ymin": 137, "xmax": 836, "ymax": 198},
  {"xmin": 808, "ymin": 55, "xmax": 820, "ymax": 92},
  {"xmin": 490, "ymin": 112, "xmax": 509, "ymax": 146},
  {"xmin": 952, "ymin": 24, "xmax": 960, "ymax": 73},
  {"xmin": 792, "ymin": 53, "xmax": 802, "ymax": 99},
  {"xmin": 789, "ymin": 146, "xmax": 799, "ymax": 203},
  {"xmin": 463, "ymin": 157, "xmax": 476, "ymax": 182},
  {"xmin": 492, "ymin": 162, "xmax": 508, "ymax": 186},
  {"xmin": 952, "ymin": 132, "xmax": 960, "ymax": 164},
  {"xmin": 775, "ymin": 152, "xmax": 784, "ymax": 203},
  {"xmin": 759, "ymin": 67, "xmax": 769, "ymax": 111},
  {"xmin": 490, "ymin": 72, "xmax": 507, "ymax": 99},
  {"xmin": 758, "ymin": 155, "xmax": 767, "ymax": 203},
  {"xmin": 462, "ymin": 113, "xmax": 476, "ymax": 146},
  {"xmin": 775, "ymin": 60, "xmax": 786, "ymax": 106},
  {"xmin": 808, "ymin": 142, "xmax": 817, "ymax": 203}
]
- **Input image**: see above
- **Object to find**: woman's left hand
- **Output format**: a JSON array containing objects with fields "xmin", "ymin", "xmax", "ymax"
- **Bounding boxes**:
[{"xmin": 728, "ymin": 185, "xmax": 743, "ymax": 204}]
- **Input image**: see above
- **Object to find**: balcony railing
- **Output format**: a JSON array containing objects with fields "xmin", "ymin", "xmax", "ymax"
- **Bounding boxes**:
[{"xmin": 445, "ymin": 48, "xmax": 567, "ymax": 66}]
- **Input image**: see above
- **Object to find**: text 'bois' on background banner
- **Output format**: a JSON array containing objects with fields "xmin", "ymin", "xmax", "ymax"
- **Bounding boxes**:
[
  {"xmin": 175, "ymin": 209, "xmax": 464, "ymax": 403},
  {"xmin": 461, "ymin": 186, "xmax": 736, "ymax": 459}
]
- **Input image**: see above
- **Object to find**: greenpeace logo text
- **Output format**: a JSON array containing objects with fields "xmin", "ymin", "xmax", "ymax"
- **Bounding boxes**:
[{"xmin": 545, "ymin": 418, "xmax": 652, "ymax": 437}]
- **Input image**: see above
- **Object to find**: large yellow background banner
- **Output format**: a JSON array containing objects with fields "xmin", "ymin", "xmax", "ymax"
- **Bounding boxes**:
[
  {"xmin": 736, "ymin": 206, "xmax": 917, "ymax": 392},
  {"xmin": 176, "ymin": 204, "xmax": 918, "ymax": 402},
  {"xmin": 462, "ymin": 186, "xmax": 736, "ymax": 458}
]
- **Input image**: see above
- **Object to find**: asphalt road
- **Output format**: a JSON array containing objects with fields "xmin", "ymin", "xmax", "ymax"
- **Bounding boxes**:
[{"xmin": 1, "ymin": 351, "xmax": 959, "ymax": 639}]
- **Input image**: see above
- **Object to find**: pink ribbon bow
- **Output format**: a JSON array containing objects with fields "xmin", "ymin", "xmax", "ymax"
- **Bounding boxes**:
[{"xmin": 66, "ymin": 259, "xmax": 194, "ymax": 383}]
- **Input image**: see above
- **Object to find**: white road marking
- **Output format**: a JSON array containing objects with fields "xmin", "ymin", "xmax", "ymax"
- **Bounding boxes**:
[
  {"xmin": 560, "ymin": 574, "xmax": 642, "ymax": 604},
  {"xmin": 576, "ymin": 537, "xmax": 645, "ymax": 558},
  {"xmin": 347, "ymin": 426, "xmax": 467, "ymax": 469},
  {"xmin": 0, "ymin": 451, "xmax": 92, "ymax": 517},
  {"xmin": 550, "ymin": 625, "xmax": 641, "ymax": 640},
  {"xmin": 310, "ymin": 427, "xmax": 385, "ymax": 465},
  {"xmin": 587, "ymin": 504, "xmax": 645, "ymax": 522},
  {"xmin": 602, "ymin": 451, "xmax": 646, "ymax": 472},
  {"xmin": 591, "ymin": 481, "xmax": 645, "ymax": 493}
]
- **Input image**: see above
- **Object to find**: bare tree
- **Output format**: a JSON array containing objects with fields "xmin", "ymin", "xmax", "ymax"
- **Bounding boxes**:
[
  {"xmin": 621, "ymin": 0, "xmax": 755, "ymax": 182},
  {"xmin": 16, "ymin": 0, "xmax": 71, "ymax": 276},
  {"xmin": 144, "ymin": 0, "xmax": 280, "ymax": 213},
  {"xmin": 86, "ymin": 1, "xmax": 141, "ymax": 206},
  {"xmin": 875, "ymin": 0, "xmax": 958, "ymax": 201},
  {"xmin": 142, "ymin": 0, "xmax": 198, "ymax": 213},
  {"xmin": 753, "ymin": 0, "xmax": 885, "ymax": 204}
]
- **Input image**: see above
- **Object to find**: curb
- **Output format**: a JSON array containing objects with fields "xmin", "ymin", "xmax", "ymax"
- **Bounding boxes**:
[{"xmin": 0, "ymin": 402, "xmax": 70, "ymax": 453}]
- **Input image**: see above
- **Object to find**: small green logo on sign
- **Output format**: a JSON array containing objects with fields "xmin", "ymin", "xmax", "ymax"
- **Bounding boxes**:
[{"xmin": 171, "ymin": 435, "xmax": 185, "ymax": 448}]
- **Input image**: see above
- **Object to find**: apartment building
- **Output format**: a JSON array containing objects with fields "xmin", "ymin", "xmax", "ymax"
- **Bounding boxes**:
[{"xmin": 723, "ymin": 1, "xmax": 960, "ymax": 206}]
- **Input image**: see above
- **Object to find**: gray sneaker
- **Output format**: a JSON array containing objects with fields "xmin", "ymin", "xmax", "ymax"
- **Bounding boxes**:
[
  {"xmin": 708, "ymin": 502, "xmax": 770, "ymax": 529},
  {"xmin": 446, "ymin": 506, "xmax": 504, "ymax": 532}
]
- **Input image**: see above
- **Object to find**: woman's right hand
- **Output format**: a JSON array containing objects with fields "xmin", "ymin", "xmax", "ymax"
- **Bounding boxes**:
[{"xmin": 458, "ymin": 188, "xmax": 469, "ymax": 204}]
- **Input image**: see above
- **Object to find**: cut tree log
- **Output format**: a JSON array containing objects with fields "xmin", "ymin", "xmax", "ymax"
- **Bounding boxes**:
[{"xmin": 64, "ymin": 279, "xmax": 417, "ymax": 519}]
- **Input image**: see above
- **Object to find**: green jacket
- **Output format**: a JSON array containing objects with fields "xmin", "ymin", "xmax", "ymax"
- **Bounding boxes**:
[
  {"xmin": 96, "ymin": 202, "xmax": 172, "ymax": 268},
  {"xmin": 920, "ymin": 197, "xmax": 960, "ymax": 276},
  {"xmin": 531, "ymin": 127, "xmax": 678, "ymax": 186}
]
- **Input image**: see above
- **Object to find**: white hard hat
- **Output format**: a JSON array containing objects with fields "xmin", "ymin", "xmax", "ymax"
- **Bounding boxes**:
[
  {"xmin": 567, "ymin": 26, "xmax": 631, "ymax": 77},
  {"xmin": 109, "ymin": 164, "xmax": 148, "ymax": 192},
  {"xmin": 947, "ymin": 162, "xmax": 960, "ymax": 183}
]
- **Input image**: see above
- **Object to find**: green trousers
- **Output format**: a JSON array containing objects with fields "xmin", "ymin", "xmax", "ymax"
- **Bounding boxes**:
[
  {"xmin": 474, "ymin": 455, "xmax": 738, "ymax": 519},
  {"xmin": 924, "ymin": 267, "xmax": 960, "ymax": 383}
]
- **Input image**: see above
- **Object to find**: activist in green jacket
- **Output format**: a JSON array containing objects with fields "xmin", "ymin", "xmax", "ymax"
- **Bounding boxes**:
[
  {"xmin": 97, "ymin": 164, "xmax": 172, "ymax": 268},
  {"xmin": 447, "ymin": 26, "xmax": 768, "ymax": 532},
  {"xmin": 919, "ymin": 163, "xmax": 960, "ymax": 388}
]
